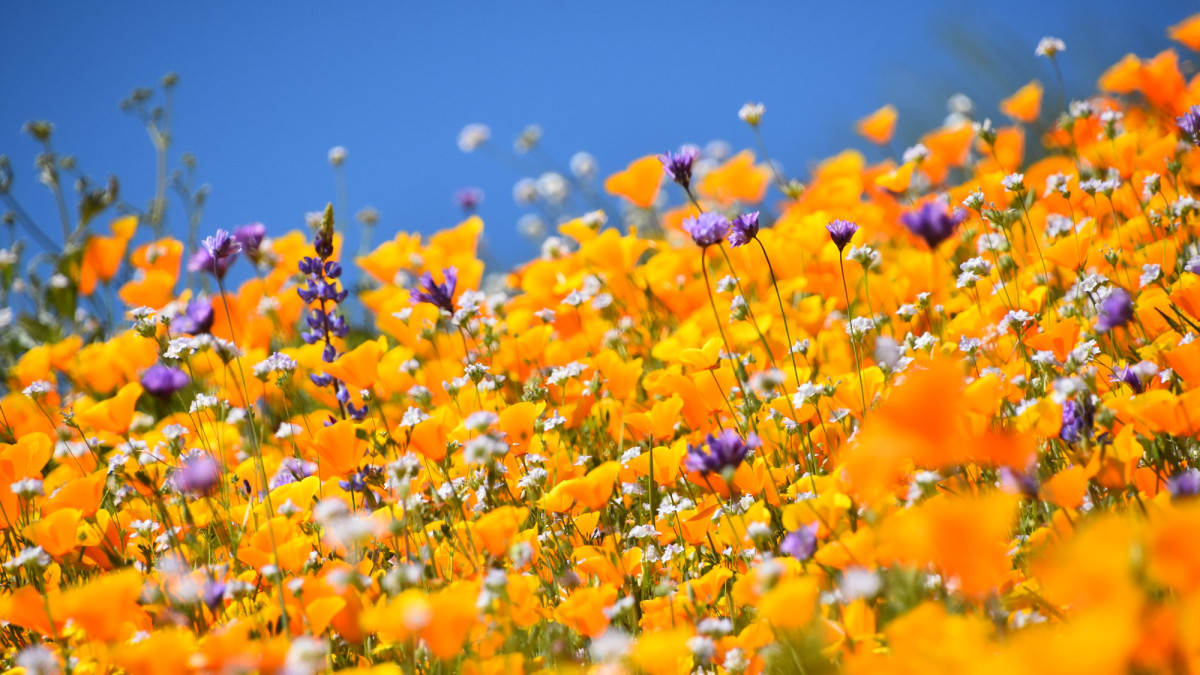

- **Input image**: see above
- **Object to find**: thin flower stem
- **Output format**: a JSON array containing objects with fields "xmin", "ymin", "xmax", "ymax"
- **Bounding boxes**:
[
  {"xmin": 717, "ymin": 243, "xmax": 778, "ymax": 370},
  {"xmin": 752, "ymin": 126, "xmax": 790, "ymax": 192},
  {"xmin": 214, "ymin": 276, "xmax": 289, "ymax": 633},
  {"xmin": 700, "ymin": 247, "xmax": 746, "ymax": 417},
  {"xmin": 753, "ymin": 236, "xmax": 826, "ymax": 443},
  {"xmin": 838, "ymin": 257, "xmax": 870, "ymax": 419},
  {"xmin": 1051, "ymin": 56, "xmax": 1067, "ymax": 115}
]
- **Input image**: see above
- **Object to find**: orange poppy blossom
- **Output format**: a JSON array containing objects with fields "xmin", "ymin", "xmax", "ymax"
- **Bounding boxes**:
[{"xmin": 5, "ymin": 18, "xmax": 1200, "ymax": 675}]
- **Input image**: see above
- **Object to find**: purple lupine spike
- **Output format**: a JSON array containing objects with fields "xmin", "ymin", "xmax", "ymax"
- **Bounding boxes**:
[{"xmin": 1059, "ymin": 398, "xmax": 1095, "ymax": 444}]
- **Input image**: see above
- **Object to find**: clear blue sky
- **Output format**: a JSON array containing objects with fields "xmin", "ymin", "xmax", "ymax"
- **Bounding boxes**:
[{"xmin": 2, "ymin": 1, "xmax": 1192, "ymax": 270}]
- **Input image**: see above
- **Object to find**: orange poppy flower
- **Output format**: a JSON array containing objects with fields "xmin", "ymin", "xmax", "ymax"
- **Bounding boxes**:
[
  {"xmin": 604, "ymin": 155, "xmax": 663, "ymax": 208},
  {"xmin": 698, "ymin": 150, "xmax": 771, "ymax": 205},
  {"xmin": 76, "ymin": 381, "xmax": 144, "ymax": 434},
  {"xmin": 554, "ymin": 584, "xmax": 617, "ymax": 638},
  {"xmin": 79, "ymin": 215, "xmax": 137, "ymax": 295},
  {"xmin": 856, "ymin": 105, "xmax": 898, "ymax": 145},
  {"xmin": 999, "ymin": 80, "xmax": 1043, "ymax": 123},
  {"xmin": 1170, "ymin": 13, "xmax": 1200, "ymax": 51}
]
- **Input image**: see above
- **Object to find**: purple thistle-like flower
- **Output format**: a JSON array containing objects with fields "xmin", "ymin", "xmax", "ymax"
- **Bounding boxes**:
[
  {"xmin": 682, "ymin": 212, "xmax": 730, "ymax": 248},
  {"xmin": 173, "ymin": 299, "xmax": 214, "ymax": 335},
  {"xmin": 202, "ymin": 229, "xmax": 242, "ymax": 262},
  {"xmin": 779, "ymin": 522, "xmax": 819, "ymax": 560},
  {"xmin": 659, "ymin": 145, "xmax": 700, "ymax": 188},
  {"xmin": 685, "ymin": 429, "xmax": 759, "ymax": 477},
  {"xmin": 900, "ymin": 200, "xmax": 966, "ymax": 250},
  {"xmin": 410, "ymin": 267, "xmax": 458, "ymax": 313},
  {"xmin": 1168, "ymin": 469, "xmax": 1200, "ymax": 500},
  {"xmin": 728, "ymin": 211, "xmax": 760, "ymax": 248},
  {"xmin": 826, "ymin": 219, "xmax": 859, "ymax": 251},
  {"xmin": 1111, "ymin": 365, "xmax": 1144, "ymax": 394},
  {"xmin": 233, "ymin": 223, "xmax": 267, "ymax": 264},
  {"xmin": 172, "ymin": 451, "xmax": 222, "ymax": 497},
  {"xmin": 1178, "ymin": 105, "xmax": 1200, "ymax": 146},
  {"xmin": 141, "ymin": 364, "xmax": 190, "ymax": 399},
  {"xmin": 1096, "ymin": 289, "xmax": 1133, "ymax": 332},
  {"xmin": 187, "ymin": 248, "xmax": 236, "ymax": 280},
  {"xmin": 454, "ymin": 187, "xmax": 484, "ymax": 213}
]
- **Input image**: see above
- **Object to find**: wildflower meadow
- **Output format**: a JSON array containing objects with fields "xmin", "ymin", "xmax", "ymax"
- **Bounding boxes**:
[{"xmin": 6, "ymin": 12, "xmax": 1200, "ymax": 675}]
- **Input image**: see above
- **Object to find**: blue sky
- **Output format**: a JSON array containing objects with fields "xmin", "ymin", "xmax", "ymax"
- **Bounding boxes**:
[{"xmin": 1, "ymin": 1, "xmax": 1192, "ymax": 270}]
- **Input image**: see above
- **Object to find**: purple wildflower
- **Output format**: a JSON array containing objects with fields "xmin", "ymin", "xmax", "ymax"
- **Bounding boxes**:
[
  {"xmin": 141, "ymin": 364, "xmax": 190, "ymax": 399},
  {"xmin": 1059, "ymin": 398, "xmax": 1094, "ymax": 444},
  {"xmin": 187, "ymin": 248, "xmax": 236, "ymax": 281},
  {"xmin": 685, "ymin": 429, "xmax": 759, "ymax": 477},
  {"xmin": 1111, "ymin": 365, "xmax": 1144, "ymax": 394},
  {"xmin": 1096, "ymin": 289, "xmax": 1133, "ymax": 332},
  {"xmin": 172, "ymin": 451, "xmax": 222, "ymax": 497},
  {"xmin": 999, "ymin": 466, "xmax": 1040, "ymax": 500},
  {"xmin": 410, "ymin": 267, "xmax": 459, "ymax": 313},
  {"xmin": 779, "ymin": 522, "xmax": 819, "ymax": 560},
  {"xmin": 173, "ymin": 299, "xmax": 214, "ymax": 335},
  {"xmin": 202, "ymin": 579, "xmax": 227, "ymax": 610},
  {"xmin": 1178, "ymin": 104, "xmax": 1200, "ymax": 146},
  {"xmin": 204, "ymin": 229, "xmax": 241, "ymax": 257},
  {"xmin": 681, "ymin": 212, "xmax": 730, "ymax": 248},
  {"xmin": 338, "ymin": 384, "xmax": 369, "ymax": 421},
  {"xmin": 1168, "ymin": 469, "xmax": 1200, "ymax": 500},
  {"xmin": 900, "ymin": 200, "xmax": 966, "ymax": 250},
  {"xmin": 454, "ymin": 187, "xmax": 484, "ymax": 213},
  {"xmin": 826, "ymin": 219, "xmax": 859, "ymax": 252},
  {"xmin": 728, "ymin": 211, "xmax": 760, "ymax": 247},
  {"xmin": 660, "ymin": 145, "xmax": 700, "ymax": 189},
  {"xmin": 233, "ymin": 223, "xmax": 267, "ymax": 264},
  {"xmin": 270, "ymin": 456, "xmax": 318, "ymax": 489}
]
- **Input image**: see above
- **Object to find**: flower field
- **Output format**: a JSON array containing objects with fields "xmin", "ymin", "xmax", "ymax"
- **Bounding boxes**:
[{"xmin": 6, "ymin": 14, "xmax": 1200, "ymax": 675}]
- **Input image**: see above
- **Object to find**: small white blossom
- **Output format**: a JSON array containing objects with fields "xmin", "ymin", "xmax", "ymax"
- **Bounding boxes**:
[
  {"xmin": 401, "ymin": 407, "xmax": 430, "ymax": 428},
  {"xmin": 1036, "ymin": 37, "xmax": 1066, "ymax": 57},
  {"xmin": 738, "ymin": 102, "xmax": 765, "ymax": 126},
  {"xmin": 902, "ymin": 143, "xmax": 930, "ymax": 164},
  {"xmin": 457, "ymin": 124, "xmax": 490, "ymax": 152},
  {"xmin": 1140, "ymin": 263, "xmax": 1162, "ymax": 287},
  {"xmin": 22, "ymin": 380, "xmax": 53, "ymax": 398}
]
